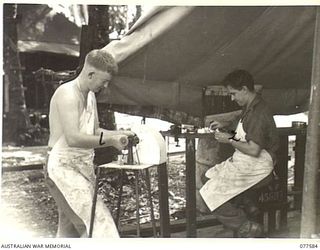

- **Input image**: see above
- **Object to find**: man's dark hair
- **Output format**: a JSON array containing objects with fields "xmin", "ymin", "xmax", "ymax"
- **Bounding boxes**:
[
  {"xmin": 85, "ymin": 49, "xmax": 118, "ymax": 75},
  {"xmin": 222, "ymin": 69, "xmax": 254, "ymax": 91}
]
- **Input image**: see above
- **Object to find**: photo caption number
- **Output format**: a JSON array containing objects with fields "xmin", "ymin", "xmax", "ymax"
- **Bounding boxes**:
[{"xmin": 300, "ymin": 244, "xmax": 318, "ymax": 248}]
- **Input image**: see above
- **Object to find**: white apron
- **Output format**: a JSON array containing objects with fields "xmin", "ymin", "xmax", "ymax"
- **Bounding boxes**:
[
  {"xmin": 199, "ymin": 120, "xmax": 273, "ymax": 212},
  {"xmin": 47, "ymin": 90, "xmax": 119, "ymax": 238}
]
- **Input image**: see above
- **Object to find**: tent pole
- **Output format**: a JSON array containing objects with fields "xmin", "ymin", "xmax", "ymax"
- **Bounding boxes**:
[{"xmin": 300, "ymin": 6, "xmax": 320, "ymax": 238}]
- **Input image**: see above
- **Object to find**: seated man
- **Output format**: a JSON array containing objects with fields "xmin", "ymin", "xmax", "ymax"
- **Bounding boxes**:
[
  {"xmin": 200, "ymin": 69, "xmax": 279, "ymax": 237},
  {"xmin": 46, "ymin": 49, "xmax": 134, "ymax": 237}
]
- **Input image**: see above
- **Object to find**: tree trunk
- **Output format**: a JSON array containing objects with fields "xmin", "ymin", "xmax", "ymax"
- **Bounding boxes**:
[
  {"xmin": 88, "ymin": 5, "xmax": 110, "ymax": 49},
  {"xmin": 3, "ymin": 4, "xmax": 30, "ymax": 144}
]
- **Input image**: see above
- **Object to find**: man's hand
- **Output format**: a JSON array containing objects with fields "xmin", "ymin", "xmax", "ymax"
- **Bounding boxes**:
[
  {"xmin": 214, "ymin": 130, "xmax": 234, "ymax": 144},
  {"xmin": 209, "ymin": 121, "xmax": 224, "ymax": 130},
  {"xmin": 120, "ymin": 130, "xmax": 136, "ymax": 137},
  {"xmin": 112, "ymin": 135, "xmax": 129, "ymax": 151}
]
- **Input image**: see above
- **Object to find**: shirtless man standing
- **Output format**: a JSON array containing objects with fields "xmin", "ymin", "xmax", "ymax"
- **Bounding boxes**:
[{"xmin": 46, "ymin": 49, "xmax": 134, "ymax": 238}]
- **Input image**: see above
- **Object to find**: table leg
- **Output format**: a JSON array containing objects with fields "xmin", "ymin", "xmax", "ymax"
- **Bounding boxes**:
[
  {"xmin": 134, "ymin": 171, "xmax": 141, "ymax": 236},
  {"xmin": 157, "ymin": 163, "xmax": 171, "ymax": 237},
  {"xmin": 185, "ymin": 138, "xmax": 197, "ymax": 237},
  {"xmin": 145, "ymin": 168, "xmax": 157, "ymax": 237},
  {"xmin": 115, "ymin": 170, "xmax": 124, "ymax": 229},
  {"xmin": 89, "ymin": 166, "xmax": 101, "ymax": 237}
]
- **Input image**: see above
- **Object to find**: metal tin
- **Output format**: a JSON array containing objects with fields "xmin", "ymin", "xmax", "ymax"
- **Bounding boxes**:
[{"xmin": 292, "ymin": 121, "xmax": 307, "ymax": 128}]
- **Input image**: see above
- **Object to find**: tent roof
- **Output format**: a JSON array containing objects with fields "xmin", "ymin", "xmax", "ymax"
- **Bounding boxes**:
[
  {"xmin": 100, "ymin": 6, "xmax": 316, "ymax": 119},
  {"xmin": 16, "ymin": 4, "xmax": 81, "ymax": 56},
  {"xmin": 18, "ymin": 41, "xmax": 79, "ymax": 57}
]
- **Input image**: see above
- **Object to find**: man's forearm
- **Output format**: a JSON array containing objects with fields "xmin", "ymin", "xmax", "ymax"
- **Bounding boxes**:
[
  {"xmin": 95, "ymin": 128, "xmax": 123, "ymax": 136},
  {"xmin": 66, "ymin": 132, "xmax": 120, "ymax": 149},
  {"xmin": 95, "ymin": 128, "xmax": 135, "ymax": 139},
  {"xmin": 229, "ymin": 140, "xmax": 261, "ymax": 157},
  {"xmin": 204, "ymin": 110, "xmax": 241, "ymax": 127}
]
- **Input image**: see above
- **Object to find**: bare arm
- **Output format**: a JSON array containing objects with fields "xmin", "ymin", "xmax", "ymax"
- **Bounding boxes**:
[
  {"xmin": 95, "ymin": 127, "xmax": 134, "ymax": 137},
  {"xmin": 230, "ymin": 140, "xmax": 261, "ymax": 157},
  {"xmin": 205, "ymin": 110, "xmax": 242, "ymax": 129},
  {"xmin": 56, "ymin": 87, "xmax": 127, "ymax": 150},
  {"xmin": 214, "ymin": 130, "xmax": 261, "ymax": 157}
]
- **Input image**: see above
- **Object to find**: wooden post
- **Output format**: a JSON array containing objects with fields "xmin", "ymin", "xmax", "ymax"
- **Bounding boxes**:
[
  {"xmin": 185, "ymin": 138, "xmax": 197, "ymax": 237},
  {"xmin": 294, "ymin": 132, "xmax": 306, "ymax": 210},
  {"xmin": 300, "ymin": 7, "xmax": 320, "ymax": 238},
  {"xmin": 277, "ymin": 135, "xmax": 289, "ymax": 231},
  {"xmin": 157, "ymin": 163, "xmax": 171, "ymax": 237}
]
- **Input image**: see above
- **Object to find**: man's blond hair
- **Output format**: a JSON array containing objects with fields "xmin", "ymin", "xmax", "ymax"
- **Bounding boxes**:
[{"xmin": 85, "ymin": 49, "xmax": 118, "ymax": 74}]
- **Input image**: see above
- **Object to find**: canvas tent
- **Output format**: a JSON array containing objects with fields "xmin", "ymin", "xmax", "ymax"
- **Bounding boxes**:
[
  {"xmin": 99, "ymin": 6, "xmax": 316, "ymax": 120},
  {"xmin": 98, "ymin": 6, "xmax": 320, "ymax": 238},
  {"xmin": 16, "ymin": 4, "xmax": 81, "ymax": 56}
]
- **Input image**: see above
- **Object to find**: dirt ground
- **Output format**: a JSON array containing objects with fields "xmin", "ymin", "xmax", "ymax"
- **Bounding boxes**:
[
  {"xmin": 1, "ymin": 169, "xmax": 58, "ymax": 238},
  {"xmin": 0, "ymin": 147, "xmax": 303, "ymax": 239},
  {"xmin": 0, "ymin": 148, "xmax": 187, "ymax": 238},
  {"xmin": 0, "ymin": 167, "xmax": 303, "ymax": 239}
]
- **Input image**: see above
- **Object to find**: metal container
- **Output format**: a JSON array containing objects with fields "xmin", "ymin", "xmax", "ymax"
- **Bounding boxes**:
[{"xmin": 292, "ymin": 121, "xmax": 307, "ymax": 128}]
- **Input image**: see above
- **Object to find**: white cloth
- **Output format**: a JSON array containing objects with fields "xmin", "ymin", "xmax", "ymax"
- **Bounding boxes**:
[
  {"xmin": 47, "ymin": 89, "xmax": 119, "ymax": 238},
  {"xmin": 199, "ymin": 120, "xmax": 273, "ymax": 212},
  {"xmin": 130, "ymin": 124, "xmax": 167, "ymax": 165}
]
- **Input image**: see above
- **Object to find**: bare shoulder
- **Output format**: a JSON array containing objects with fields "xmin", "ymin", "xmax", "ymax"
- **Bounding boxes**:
[{"xmin": 53, "ymin": 81, "xmax": 78, "ymax": 101}]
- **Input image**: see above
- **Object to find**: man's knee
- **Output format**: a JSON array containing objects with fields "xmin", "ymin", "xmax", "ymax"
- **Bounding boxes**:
[{"xmin": 215, "ymin": 201, "xmax": 244, "ymax": 217}]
